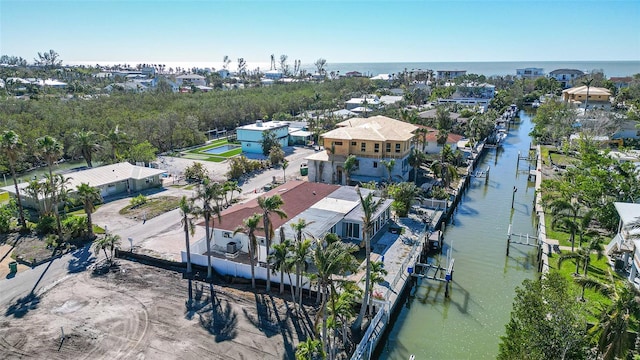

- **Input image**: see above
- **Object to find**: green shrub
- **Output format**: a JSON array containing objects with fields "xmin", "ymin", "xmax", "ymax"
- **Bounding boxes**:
[
  {"xmin": 36, "ymin": 215, "xmax": 57, "ymax": 235},
  {"xmin": 130, "ymin": 194, "xmax": 148, "ymax": 207}
]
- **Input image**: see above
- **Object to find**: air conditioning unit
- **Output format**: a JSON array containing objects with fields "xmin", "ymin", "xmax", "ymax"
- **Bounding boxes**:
[{"xmin": 226, "ymin": 242, "xmax": 238, "ymax": 253}]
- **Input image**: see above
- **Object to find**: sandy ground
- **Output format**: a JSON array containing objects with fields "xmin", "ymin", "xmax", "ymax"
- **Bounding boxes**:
[
  {"xmin": 0, "ymin": 260, "xmax": 316, "ymax": 360},
  {"xmin": 0, "ymin": 244, "xmax": 29, "ymax": 279}
]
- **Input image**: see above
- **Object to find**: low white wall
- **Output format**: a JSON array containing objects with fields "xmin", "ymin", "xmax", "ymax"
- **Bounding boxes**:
[{"xmin": 181, "ymin": 250, "xmax": 312, "ymax": 290}]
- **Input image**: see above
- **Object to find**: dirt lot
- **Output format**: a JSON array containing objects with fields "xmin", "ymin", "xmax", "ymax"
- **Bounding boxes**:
[{"xmin": 0, "ymin": 260, "xmax": 316, "ymax": 360}]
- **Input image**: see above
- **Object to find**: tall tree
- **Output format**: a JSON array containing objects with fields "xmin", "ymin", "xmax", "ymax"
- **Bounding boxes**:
[
  {"xmin": 498, "ymin": 272, "xmax": 588, "ymax": 360},
  {"xmin": 233, "ymin": 213, "xmax": 262, "ymax": 289},
  {"xmin": 75, "ymin": 183, "xmax": 101, "ymax": 238},
  {"xmin": 257, "ymin": 194, "xmax": 287, "ymax": 292},
  {"xmin": 290, "ymin": 218, "xmax": 314, "ymax": 303},
  {"xmin": 314, "ymin": 58, "xmax": 327, "ymax": 77},
  {"xmin": 93, "ymin": 234, "xmax": 122, "ymax": 265},
  {"xmin": 590, "ymin": 284, "xmax": 640, "ymax": 360},
  {"xmin": 313, "ymin": 233, "xmax": 359, "ymax": 356},
  {"xmin": 195, "ymin": 178, "xmax": 223, "ymax": 279},
  {"xmin": 103, "ymin": 125, "xmax": 128, "ymax": 163},
  {"xmin": 179, "ymin": 196, "xmax": 199, "ymax": 274},
  {"xmin": 380, "ymin": 159, "xmax": 395, "ymax": 183},
  {"xmin": 343, "ymin": 155, "xmax": 357, "ymax": 186},
  {"xmin": 353, "ymin": 187, "xmax": 385, "ymax": 330},
  {"xmin": 0, "ymin": 130, "xmax": 27, "ymax": 230},
  {"xmin": 270, "ymin": 238, "xmax": 292, "ymax": 295},
  {"xmin": 71, "ymin": 130, "xmax": 101, "ymax": 167},
  {"xmin": 36, "ymin": 135, "xmax": 64, "ymax": 237},
  {"xmin": 407, "ymin": 148, "xmax": 426, "ymax": 184}
]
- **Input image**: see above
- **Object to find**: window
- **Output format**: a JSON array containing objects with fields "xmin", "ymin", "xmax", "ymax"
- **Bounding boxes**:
[
  {"xmin": 351, "ymin": 141, "xmax": 357, "ymax": 146},
  {"xmin": 361, "ymin": 142, "xmax": 366, "ymax": 152},
  {"xmin": 333, "ymin": 141, "xmax": 343, "ymax": 146},
  {"xmin": 223, "ymin": 232, "xmax": 232, "ymax": 238},
  {"xmin": 374, "ymin": 143, "xmax": 380, "ymax": 153},
  {"xmin": 343, "ymin": 223, "xmax": 360, "ymax": 239},
  {"xmin": 395, "ymin": 143, "xmax": 401, "ymax": 153},
  {"xmin": 373, "ymin": 162, "xmax": 378, "ymax": 168},
  {"xmin": 386, "ymin": 143, "xmax": 391, "ymax": 153}
]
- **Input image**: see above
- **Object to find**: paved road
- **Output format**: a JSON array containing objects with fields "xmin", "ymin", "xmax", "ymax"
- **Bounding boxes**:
[{"xmin": 0, "ymin": 147, "xmax": 317, "ymax": 309}]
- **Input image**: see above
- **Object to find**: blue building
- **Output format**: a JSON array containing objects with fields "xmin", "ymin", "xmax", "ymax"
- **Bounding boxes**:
[{"xmin": 236, "ymin": 120, "xmax": 289, "ymax": 154}]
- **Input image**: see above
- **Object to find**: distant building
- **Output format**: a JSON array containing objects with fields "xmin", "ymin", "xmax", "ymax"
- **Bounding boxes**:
[
  {"xmin": 264, "ymin": 69, "xmax": 284, "ymax": 80},
  {"xmin": 345, "ymin": 71, "xmax": 363, "ymax": 77},
  {"xmin": 610, "ymin": 76, "xmax": 633, "ymax": 91},
  {"xmin": 516, "ymin": 67, "xmax": 544, "ymax": 79},
  {"xmin": 436, "ymin": 70, "xmax": 466, "ymax": 80},
  {"xmin": 236, "ymin": 120, "xmax": 289, "ymax": 154},
  {"xmin": 436, "ymin": 82, "xmax": 495, "ymax": 111},
  {"xmin": 175, "ymin": 74, "xmax": 206, "ymax": 87},
  {"xmin": 562, "ymin": 85, "xmax": 611, "ymax": 109},
  {"xmin": 549, "ymin": 69, "xmax": 585, "ymax": 88}
]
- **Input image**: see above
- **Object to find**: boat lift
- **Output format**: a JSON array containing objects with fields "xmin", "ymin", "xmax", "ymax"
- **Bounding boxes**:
[
  {"xmin": 506, "ymin": 223, "xmax": 543, "ymax": 272},
  {"xmin": 411, "ymin": 247, "xmax": 455, "ymax": 298}
]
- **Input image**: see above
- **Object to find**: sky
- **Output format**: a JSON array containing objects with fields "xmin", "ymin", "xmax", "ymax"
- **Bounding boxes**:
[{"xmin": 1, "ymin": 0, "xmax": 639, "ymax": 67}]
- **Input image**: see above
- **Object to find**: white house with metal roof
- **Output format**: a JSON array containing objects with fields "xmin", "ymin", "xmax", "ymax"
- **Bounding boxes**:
[
  {"xmin": 1, "ymin": 162, "xmax": 166, "ymax": 209},
  {"xmin": 236, "ymin": 120, "xmax": 290, "ymax": 153},
  {"xmin": 605, "ymin": 202, "xmax": 640, "ymax": 286}
]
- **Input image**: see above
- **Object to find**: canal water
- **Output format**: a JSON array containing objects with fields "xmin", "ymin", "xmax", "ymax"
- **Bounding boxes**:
[{"xmin": 379, "ymin": 110, "xmax": 539, "ymax": 359}]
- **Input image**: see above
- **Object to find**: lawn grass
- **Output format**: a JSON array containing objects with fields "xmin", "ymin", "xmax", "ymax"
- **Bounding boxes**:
[
  {"xmin": 549, "ymin": 253, "xmax": 622, "ymax": 322},
  {"xmin": 549, "ymin": 152, "xmax": 575, "ymax": 167},
  {"xmin": 0, "ymin": 191, "xmax": 9, "ymax": 203},
  {"xmin": 545, "ymin": 215, "xmax": 572, "ymax": 246},
  {"xmin": 187, "ymin": 138, "xmax": 229, "ymax": 153},
  {"xmin": 119, "ymin": 196, "xmax": 181, "ymax": 219}
]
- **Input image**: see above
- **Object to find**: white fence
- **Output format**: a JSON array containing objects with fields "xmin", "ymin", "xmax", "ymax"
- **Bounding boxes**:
[{"xmin": 182, "ymin": 250, "xmax": 312, "ymax": 290}]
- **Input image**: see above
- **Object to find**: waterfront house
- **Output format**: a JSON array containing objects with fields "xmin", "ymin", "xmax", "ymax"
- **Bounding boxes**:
[
  {"xmin": 562, "ymin": 85, "xmax": 612, "ymax": 110},
  {"xmin": 605, "ymin": 202, "xmax": 640, "ymax": 287},
  {"xmin": 418, "ymin": 126, "xmax": 464, "ymax": 155},
  {"xmin": 306, "ymin": 115, "xmax": 417, "ymax": 185},
  {"xmin": 436, "ymin": 82, "xmax": 495, "ymax": 111},
  {"xmin": 184, "ymin": 180, "xmax": 393, "ymax": 283},
  {"xmin": 549, "ymin": 69, "xmax": 585, "ymax": 88},
  {"xmin": 516, "ymin": 68, "xmax": 545, "ymax": 79},
  {"xmin": 610, "ymin": 76, "xmax": 633, "ymax": 91},
  {"xmin": 0, "ymin": 162, "xmax": 166, "ymax": 210},
  {"xmin": 612, "ymin": 120, "xmax": 640, "ymax": 144},
  {"xmin": 345, "ymin": 95, "xmax": 380, "ymax": 111},
  {"xmin": 236, "ymin": 120, "xmax": 290, "ymax": 154}
]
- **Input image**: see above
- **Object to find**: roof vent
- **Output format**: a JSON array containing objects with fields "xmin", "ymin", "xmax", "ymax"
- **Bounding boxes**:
[{"xmin": 256, "ymin": 120, "xmax": 263, "ymax": 127}]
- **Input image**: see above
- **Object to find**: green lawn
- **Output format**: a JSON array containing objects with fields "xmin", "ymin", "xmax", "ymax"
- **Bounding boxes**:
[
  {"xmin": 549, "ymin": 253, "xmax": 622, "ymax": 322},
  {"xmin": 184, "ymin": 139, "xmax": 242, "ymax": 162},
  {"xmin": 0, "ymin": 191, "xmax": 9, "ymax": 203}
]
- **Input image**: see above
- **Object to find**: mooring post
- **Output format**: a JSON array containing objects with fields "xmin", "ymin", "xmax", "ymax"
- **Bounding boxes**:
[
  {"xmin": 511, "ymin": 186, "xmax": 517, "ymax": 209},
  {"xmin": 517, "ymin": 151, "xmax": 520, "ymax": 168},
  {"xmin": 506, "ymin": 224, "xmax": 512, "ymax": 257},
  {"xmin": 445, "ymin": 280, "xmax": 450, "ymax": 298},
  {"xmin": 485, "ymin": 166, "xmax": 490, "ymax": 184}
]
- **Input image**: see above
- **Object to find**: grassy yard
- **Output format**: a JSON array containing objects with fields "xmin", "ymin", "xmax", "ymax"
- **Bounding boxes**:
[
  {"xmin": 119, "ymin": 196, "xmax": 181, "ymax": 219},
  {"xmin": 549, "ymin": 253, "xmax": 623, "ymax": 322},
  {"xmin": 184, "ymin": 139, "xmax": 242, "ymax": 162}
]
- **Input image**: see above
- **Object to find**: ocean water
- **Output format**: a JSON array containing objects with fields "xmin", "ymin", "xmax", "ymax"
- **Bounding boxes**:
[{"xmin": 69, "ymin": 60, "xmax": 639, "ymax": 78}]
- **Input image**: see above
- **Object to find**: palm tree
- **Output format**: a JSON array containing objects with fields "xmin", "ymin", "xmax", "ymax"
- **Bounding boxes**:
[
  {"xmin": 367, "ymin": 260, "xmax": 388, "ymax": 314},
  {"xmin": 75, "ymin": 183, "xmax": 101, "ymax": 238},
  {"xmin": 430, "ymin": 160, "xmax": 459, "ymax": 188},
  {"xmin": 408, "ymin": 148, "xmax": 426, "ymax": 184},
  {"xmin": 93, "ymin": 234, "xmax": 122, "ymax": 265},
  {"xmin": 194, "ymin": 178, "xmax": 223, "ymax": 279},
  {"xmin": 0, "ymin": 130, "xmax": 27, "ymax": 230},
  {"xmin": 328, "ymin": 281, "xmax": 361, "ymax": 352},
  {"xmin": 590, "ymin": 284, "xmax": 640, "ymax": 360},
  {"xmin": 290, "ymin": 218, "xmax": 314, "ymax": 302},
  {"xmin": 270, "ymin": 239, "xmax": 292, "ymax": 295},
  {"xmin": 326, "ymin": 143, "xmax": 336, "ymax": 184},
  {"xmin": 103, "ymin": 125, "xmax": 128, "ymax": 163},
  {"xmin": 380, "ymin": 159, "xmax": 395, "ymax": 183},
  {"xmin": 179, "ymin": 196, "xmax": 199, "ymax": 274},
  {"xmin": 549, "ymin": 198, "xmax": 583, "ymax": 252},
  {"xmin": 292, "ymin": 238, "xmax": 313, "ymax": 308},
  {"xmin": 257, "ymin": 194, "xmax": 288, "ymax": 292},
  {"xmin": 223, "ymin": 180, "xmax": 242, "ymax": 207},
  {"xmin": 36, "ymin": 135, "xmax": 64, "ymax": 237},
  {"xmin": 71, "ymin": 130, "xmax": 101, "ymax": 167},
  {"xmin": 313, "ymin": 233, "xmax": 359, "ymax": 355},
  {"xmin": 582, "ymin": 77, "xmax": 594, "ymax": 114},
  {"xmin": 233, "ymin": 214, "xmax": 262, "ymax": 289},
  {"xmin": 295, "ymin": 337, "xmax": 325, "ymax": 360},
  {"xmin": 282, "ymin": 160, "xmax": 289, "ymax": 183},
  {"xmin": 353, "ymin": 187, "xmax": 385, "ymax": 330},
  {"xmin": 343, "ymin": 155, "xmax": 357, "ymax": 186},
  {"xmin": 24, "ymin": 180, "xmax": 44, "ymax": 215}
]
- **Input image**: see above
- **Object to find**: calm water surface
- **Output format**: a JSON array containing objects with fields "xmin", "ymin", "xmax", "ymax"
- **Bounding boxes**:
[{"xmin": 379, "ymin": 110, "xmax": 539, "ymax": 360}]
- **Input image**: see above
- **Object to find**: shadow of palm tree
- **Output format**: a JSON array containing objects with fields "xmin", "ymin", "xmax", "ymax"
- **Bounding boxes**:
[
  {"xmin": 67, "ymin": 244, "xmax": 95, "ymax": 273},
  {"xmin": 243, "ymin": 293, "xmax": 280, "ymax": 337},
  {"xmin": 5, "ymin": 292, "xmax": 40, "ymax": 318},
  {"xmin": 185, "ymin": 280, "xmax": 209, "ymax": 320},
  {"xmin": 198, "ymin": 296, "xmax": 238, "ymax": 342}
]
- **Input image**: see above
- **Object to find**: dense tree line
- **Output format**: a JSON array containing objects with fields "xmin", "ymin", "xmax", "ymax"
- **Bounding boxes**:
[{"xmin": 0, "ymin": 78, "xmax": 376, "ymax": 173}]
